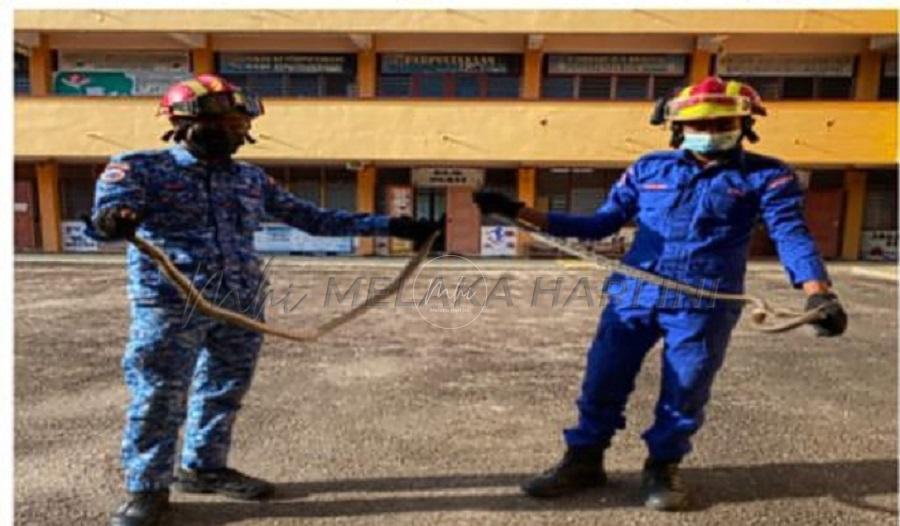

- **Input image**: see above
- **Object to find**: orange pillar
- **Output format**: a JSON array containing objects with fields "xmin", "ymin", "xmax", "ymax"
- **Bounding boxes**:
[
  {"xmin": 357, "ymin": 46, "xmax": 377, "ymax": 98},
  {"xmin": 855, "ymin": 49, "xmax": 882, "ymax": 101},
  {"xmin": 356, "ymin": 165, "xmax": 377, "ymax": 255},
  {"xmin": 841, "ymin": 170, "xmax": 867, "ymax": 260},
  {"xmin": 522, "ymin": 48, "xmax": 543, "ymax": 100},
  {"xmin": 28, "ymin": 34, "xmax": 52, "ymax": 96},
  {"xmin": 191, "ymin": 35, "xmax": 214, "ymax": 75},
  {"xmin": 690, "ymin": 49, "xmax": 712, "ymax": 84},
  {"xmin": 36, "ymin": 161, "xmax": 62, "ymax": 252},
  {"xmin": 517, "ymin": 167, "xmax": 537, "ymax": 256}
]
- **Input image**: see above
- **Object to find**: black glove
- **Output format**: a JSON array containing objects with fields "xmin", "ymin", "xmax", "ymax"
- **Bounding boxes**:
[
  {"xmin": 388, "ymin": 216, "xmax": 443, "ymax": 250},
  {"xmin": 93, "ymin": 206, "xmax": 141, "ymax": 241},
  {"xmin": 805, "ymin": 292, "xmax": 848, "ymax": 337},
  {"xmin": 473, "ymin": 191, "xmax": 524, "ymax": 219}
]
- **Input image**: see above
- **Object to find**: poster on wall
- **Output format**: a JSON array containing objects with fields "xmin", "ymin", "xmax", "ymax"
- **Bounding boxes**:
[
  {"xmin": 716, "ymin": 54, "xmax": 855, "ymax": 77},
  {"xmin": 412, "ymin": 168, "xmax": 485, "ymax": 188},
  {"xmin": 860, "ymin": 230, "xmax": 898, "ymax": 261},
  {"xmin": 381, "ymin": 54, "xmax": 519, "ymax": 75},
  {"xmin": 61, "ymin": 221, "xmax": 99, "ymax": 252},
  {"xmin": 386, "ymin": 186, "xmax": 414, "ymax": 254},
  {"xmin": 219, "ymin": 54, "xmax": 353, "ymax": 75},
  {"xmin": 481, "ymin": 225, "xmax": 518, "ymax": 256},
  {"xmin": 55, "ymin": 51, "xmax": 191, "ymax": 96},
  {"xmin": 253, "ymin": 223, "xmax": 353, "ymax": 254},
  {"xmin": 547, "ymin": 54, "xmax": 686, "ymax": 76}
]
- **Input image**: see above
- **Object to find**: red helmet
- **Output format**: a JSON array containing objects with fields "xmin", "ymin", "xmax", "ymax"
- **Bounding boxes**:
[
  {"xmin": 158, "ymin": 74, "xmax": 264, "ymax": 119},
  {"xmin": 666, "ymin": 76, "xmax": 767, "ymax": 122}
]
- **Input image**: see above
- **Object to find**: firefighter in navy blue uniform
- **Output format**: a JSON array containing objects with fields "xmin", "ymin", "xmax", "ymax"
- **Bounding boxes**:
[
  {"xmin": 88, "ymin": 74, "xmax": 441, "ymax": 526},
  {"xmin": 472, "ymin": 77, "xmax": 847, "ymax": 511}
]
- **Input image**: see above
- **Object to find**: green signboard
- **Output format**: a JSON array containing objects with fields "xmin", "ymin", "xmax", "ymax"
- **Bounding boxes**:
[{"xmin": 53, "ymin": 71, "xmax": 136, "ymax": 96}]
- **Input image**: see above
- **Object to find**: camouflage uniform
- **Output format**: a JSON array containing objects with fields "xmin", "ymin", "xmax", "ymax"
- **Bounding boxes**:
[{"xmin": 91, "ymin": 144, "xmax": 389, "ymax": 492}]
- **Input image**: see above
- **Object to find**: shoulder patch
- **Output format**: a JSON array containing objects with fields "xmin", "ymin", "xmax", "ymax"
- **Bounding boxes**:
[{"xmin": 100, "ymin": 162, "xmax": 131, "ymax": 183}]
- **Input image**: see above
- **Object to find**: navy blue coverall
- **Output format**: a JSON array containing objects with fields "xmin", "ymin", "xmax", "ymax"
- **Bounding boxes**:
[{"xmin": 545, "ymin": 148, "xmax": 829, "ymax": 461}]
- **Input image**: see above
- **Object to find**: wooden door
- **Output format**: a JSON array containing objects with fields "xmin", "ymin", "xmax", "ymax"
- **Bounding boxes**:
[
  {"xmin": 804, "ymin": 189, "xmax": 845, "ymax": 259},
  {"xmin": 14, "ymin": 178, "xmax": 37, "ymax": 251},
  {"xmin": 446, "ymin": 186, "xmax": 481, "ymax": 256}
]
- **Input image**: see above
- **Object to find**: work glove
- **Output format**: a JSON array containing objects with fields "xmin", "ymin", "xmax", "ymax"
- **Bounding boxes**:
[
  {"xmin": 388, "ymin": 216, "xmax": 443, "ymax": 250},
  {"xmin": 91, "ymin": 206, "xmax": 141, "ymax": 241},
  {"xmin": 804, "ymin": 292, "xmax": 848, "ymax": 337},
  {"xmin": 472, "ymin": 191, "xmax": 524, "ymax": 219}
]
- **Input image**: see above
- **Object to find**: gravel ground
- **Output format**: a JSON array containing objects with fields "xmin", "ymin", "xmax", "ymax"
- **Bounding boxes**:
[{"xmin": 14, "ymin": 257, "xmax": 898, "ymax": 525}]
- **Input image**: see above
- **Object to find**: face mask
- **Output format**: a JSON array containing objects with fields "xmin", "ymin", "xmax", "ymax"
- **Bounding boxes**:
[
  {"xmin": 184, "ymin": 121, "xmax": 247, "ymax": 159},
  {"xmin": 680, "ymin": 130, "xmax": 742, "ymax": 154}
]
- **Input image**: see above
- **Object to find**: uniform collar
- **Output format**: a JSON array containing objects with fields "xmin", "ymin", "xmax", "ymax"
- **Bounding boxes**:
[
  {"xmin": 678, "ymin": 147, "xmax": 748, "ymax": 172},
  {"xmin": 169, "ymin": 144, "xmax": 235, "ymax": 169},
  {"xmin": 169, "ymin": 144, "xmax": 200, "ymax": 167}
]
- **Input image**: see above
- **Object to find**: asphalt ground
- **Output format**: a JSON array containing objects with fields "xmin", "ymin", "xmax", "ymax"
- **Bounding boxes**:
[{"xmin": 14, "ymin": 257, "xmax": 898, "ymax": 525}]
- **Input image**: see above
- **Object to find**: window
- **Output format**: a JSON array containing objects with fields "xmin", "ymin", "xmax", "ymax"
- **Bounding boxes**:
[
  {"xmin": 864, "ymin": 171, "xmax": 898, "ymax": 231},
  {"xmin": 716, "ymin": 54, "xmax": 856, "ymax": 100},
  {"xmin": 59, "ymin": 164, "xmax": 104, "ymax": 220},
  {"xmin": 542, "ymin": 54, "xmax": 688, "ymax": 101},
  {"xmin": 53, "ymin": 51, "xmax": 190, "ymax": 96},
  {"xmin": 378, "ymin": 54, "xmax": 522, "ymax": 98},
  {"xmin": 880, "ymin": 54, "xmax": 898, "ymax": 100},
  {"xmin": 14, "ymin": 50, "xmax": 29, "ymax": 94},
  {"xmin": 537, "ymin": 168, "xmax": 620, "ymax": 213},
  {"xmin": 218, "ymin": 53, "xmax": 357, "ymax": 97}
]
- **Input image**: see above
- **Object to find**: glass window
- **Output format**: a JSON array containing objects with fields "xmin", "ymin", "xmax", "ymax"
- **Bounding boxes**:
[
  {"xmin": 652, "ymin": 76, "xmax": 683, "ymax": 99},
  {"xmin": 454, "ymin": 75, "xmax": 480, "ymax": 97},
  {"xmin": 59, "ymin": 164, "xmax": 103, "ymax": 220},
  {"xmin": 217, "ymin": 53, "xmax": 356, "ymax": 98},
  {"xmin": 378, "ymin": 54, "xmax": 522, "ymax": 99},
  {"xmin": 485, "ymin": 76, "xmax": 520, "ymax": 98},
  {"xmin": 782, "ymin": 77, "xmax": 815, "ymax": 99},
  {"xmin": 541, "ymin": 76, "xmax": 575, "ymax": 98},
  {"xmin": 578, "ymin": 76, "xmax": 612, "ymax": 99},
  {"xmin": 325, "ymin": 170, "xmax": 356, "ymax": 212},
  {"xmin": 864, "ymin": 171, "xmax": 899, "ymax": 231},
  {"xmin": 417, "ymin": 74, "xmax": 445, "ymax": 97},
  {"xmin": 818, "ymin": 77, "xmax": 853, "ymax": 99},
  {"xmin": 879, "ymin": 54, "xmax": 898, "ymax": 100},
  {"xmin": 378, "ymin": 76, "xmax": 412, "ymax": 97},
  {"xmin": 14, "ymin": 51, "xmax": 30, "ymax": 94},
  {"xmin": 287, "ymin": 167, "xmax": 321, "ymax": 204},
  {"xmin": 615, "ymin": 76, "xmax": 649, "ymax": 100}
]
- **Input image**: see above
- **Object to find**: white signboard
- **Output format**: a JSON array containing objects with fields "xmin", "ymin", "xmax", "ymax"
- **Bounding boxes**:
[
  {"xmin": 860, "ymin": 230, "xmax": 898, "ymax": 261},
  {"xmin": 61, "ymin": 221, "xmax": 99, "ymax": 252},
  {"xmin": 57, "ymin": 51, "xmax": 191, "ymax": 95},
  {"xmin": 717, "ymin": 54, "xmax": 855, "ymax": 78},
  {"xmin": 548, "ymin": 54, "xmax": 686, "ymax": 75},
  {"xmin": 481, "ymin": 225, "xmax": 518, "ymax": 256},
  {"xmin": 253, "ymin": 223, "xmax": 353, "ymax": 254},
  {"xmin": 412, "ymin": 168, "xmax": 485, "ymax": 188}
]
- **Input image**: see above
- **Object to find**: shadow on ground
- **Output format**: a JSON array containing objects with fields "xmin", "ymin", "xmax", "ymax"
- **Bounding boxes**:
[{"xmin": 171, "ymin": 458, "xmax": 898, "ymax": 524}]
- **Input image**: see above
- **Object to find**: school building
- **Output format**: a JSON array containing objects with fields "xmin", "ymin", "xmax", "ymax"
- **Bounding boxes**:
[{"xmin": 13, "ymin": 10, "xmax": 899, "ymax": 259}]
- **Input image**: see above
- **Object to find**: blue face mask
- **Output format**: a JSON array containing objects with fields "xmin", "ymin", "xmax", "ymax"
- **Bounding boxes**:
[{"xmin": 680, "ymin": 130, "xmax": 742, "ymax": 154}]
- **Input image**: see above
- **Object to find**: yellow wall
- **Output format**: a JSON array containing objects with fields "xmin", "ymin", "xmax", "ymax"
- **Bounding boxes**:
[
  {"xmin": 16, "ymin": 10, "xmax": 897, "ymax": 34},
  {"xmin": 16, "ymin": 98, "xmax": 898, "ymax": 166}
]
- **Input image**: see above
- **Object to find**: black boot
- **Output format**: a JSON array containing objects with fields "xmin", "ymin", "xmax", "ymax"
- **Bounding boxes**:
[
  {"xmin": 110, "ymin": 490, "xmax": 170, "ymax": 526},
  {"xmin": 640, "ymin": 458, "xmax": 689, "ymax": 511},
  {"xmin": 522, "ymin": 446, "xmax": 607, "ymax": 498},
  {"xmin": 172, "ymin": 467, "xmax": 275, "ymax": 500}
]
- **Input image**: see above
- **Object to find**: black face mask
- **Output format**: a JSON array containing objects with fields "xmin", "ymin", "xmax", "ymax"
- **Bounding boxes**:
[{"xmin": 184, "ymin": 121, "xmax": 246, "ymax": 160}]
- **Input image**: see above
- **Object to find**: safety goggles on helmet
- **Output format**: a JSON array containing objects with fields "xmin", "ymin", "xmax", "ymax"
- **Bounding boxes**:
[
  {"xmin": 168, "ymin": 91, "xmax": 264, "ymax": 119},
  {"xmin": 659, "ymin": 77, "xmax": 767, "ymax": 123}
]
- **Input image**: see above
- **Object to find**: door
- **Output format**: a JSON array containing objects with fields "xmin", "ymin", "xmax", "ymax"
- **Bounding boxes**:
[
  {"xmin": 14, "ymin": 178, "xmax": 37, "ymax": 251},
  {"xmin": 804, "ymin": 189, "xmax": 845, "ymax": 259},
  {"xmin": 446, "ymin": 186, "xmax": 481, "ymax": 256}
]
